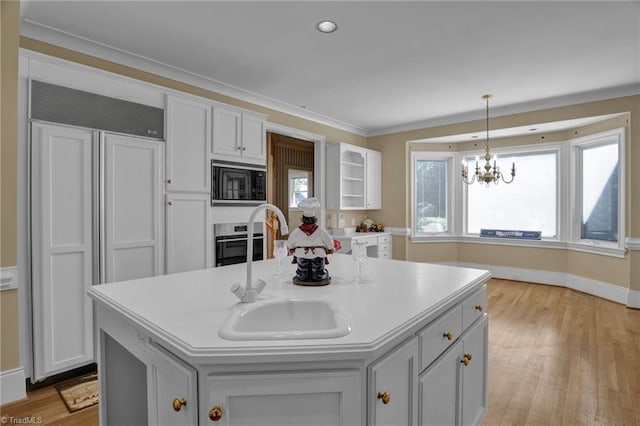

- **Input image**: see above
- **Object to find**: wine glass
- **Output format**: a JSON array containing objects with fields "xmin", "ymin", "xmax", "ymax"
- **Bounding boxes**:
[
  {"xmin": 273, "ymin": 240, "xmax": 288, "ymax": 278},
  {"xmin": 352, "ymin": 240, "xmax": 368, "ymax": 284}
]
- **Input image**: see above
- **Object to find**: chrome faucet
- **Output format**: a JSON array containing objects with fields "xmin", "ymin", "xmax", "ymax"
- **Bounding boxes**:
[{"xmin": 230, "ymin": 203, "xmax": 289, "ymax": 303}]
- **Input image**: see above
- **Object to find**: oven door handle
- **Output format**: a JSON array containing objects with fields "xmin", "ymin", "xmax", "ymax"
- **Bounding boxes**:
[{"xmin": 217, "ymin": 237, "xmax": 249, "ymax": 243}]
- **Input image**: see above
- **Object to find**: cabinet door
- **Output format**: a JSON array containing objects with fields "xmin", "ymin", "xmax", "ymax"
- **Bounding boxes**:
[
  {"xmin": 240, "ymin": 113, "xmax": 266, "ymax": 164},
  {"xmin": 419, "ymin": 341, "xmax": 462, "ymax": 426},
  {"xmin": 366, "ymin": 149, "xmax": 382, "ymax": 210},
  {"xmin": 369, "ymin": 337, "xmax": 419, "ymax": 426},
  {"xmin": 166, "ymin": 95, "xmax": 211, "ymax": 192},
  {"xmin": 165, "ymin": 193, "xmax": 212, "ymax": 274},
  {"xmin": 212, "ymin": 106, "xmax": 242, "ymax": 160},
  {"xmin": 30, "ymin": 122, "xmax": 95, "ymax": 380},
  {"xmin": 147, "ymin": 343, "xmax": 198, "ymax": 426},
  {"xmin": 103, "ymin": 134, "xmax": 164, "ymax": 283},
  {"xmin": 206, "ymin": 370, "xmax": 361, "ymax": 426},
  {"xmin": 460, "ymin": 315, "xmax": 488, "ymax": 426}
]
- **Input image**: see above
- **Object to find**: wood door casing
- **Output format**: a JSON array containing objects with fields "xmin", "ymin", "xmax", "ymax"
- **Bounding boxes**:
[{"xmin": 266, "ymin": 132, "xmax": 314, "ymax": 258}]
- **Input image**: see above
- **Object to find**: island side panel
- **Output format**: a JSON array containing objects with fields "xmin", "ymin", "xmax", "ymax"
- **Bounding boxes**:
[
  {"xmin": 101, "ymin": 333, "xmax": 148, "ymax": 425},
  {"xmin": 96, "ymin": 303, "xmax": 151, "ymax": 425}
]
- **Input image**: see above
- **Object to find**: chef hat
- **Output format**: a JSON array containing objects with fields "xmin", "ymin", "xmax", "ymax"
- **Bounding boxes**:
[{"xmin": 298, "ymin": 197, "xmax": 320, "ymax": 217}]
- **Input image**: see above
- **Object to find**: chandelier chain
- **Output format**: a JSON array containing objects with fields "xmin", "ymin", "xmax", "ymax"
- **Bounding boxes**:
[{"xmin": 461, "ymin": 94, "xmax": 516, "ymax": 186}]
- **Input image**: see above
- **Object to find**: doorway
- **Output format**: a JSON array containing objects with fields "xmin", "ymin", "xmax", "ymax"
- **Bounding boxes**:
[{"xmin": 266, "ymin": 132, "xmax": 315, "ymax": 258}]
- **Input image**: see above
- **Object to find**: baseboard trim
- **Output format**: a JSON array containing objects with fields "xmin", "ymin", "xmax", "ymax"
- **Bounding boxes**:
[
  {"xmin": 442, "ymin": 262, "xmax": 635, "ymax": 307},
  {"xmin": 0, "ymin": 266, "xmax": 18, "ymax": 291},
  {"xmin": 627, "ymin": 290, "xmax": 640, "ymax": 309},
  {"xmin": 0, "ymin": 367, "xmax": 27, "ymax": 405}
]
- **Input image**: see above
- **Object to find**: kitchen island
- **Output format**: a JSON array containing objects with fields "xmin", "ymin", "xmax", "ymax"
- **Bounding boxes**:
[{"xmin": 88, "ymin": 254, "xmax": 490, "ymax": 425}]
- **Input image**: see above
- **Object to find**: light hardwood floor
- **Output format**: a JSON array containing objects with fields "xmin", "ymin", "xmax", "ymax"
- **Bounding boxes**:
[
  {"xmin": 484, "ymin": 279, "xmax": 640, "ymax": 425},
  {"xmin": 1, "ymin": 279, "xmax": 639, "ymax": 425}
]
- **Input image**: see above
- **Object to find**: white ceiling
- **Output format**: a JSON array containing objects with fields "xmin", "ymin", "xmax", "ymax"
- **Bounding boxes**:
[{"xmin": 20, "ymin": 1, "xmax": 640, "ymax": 136}]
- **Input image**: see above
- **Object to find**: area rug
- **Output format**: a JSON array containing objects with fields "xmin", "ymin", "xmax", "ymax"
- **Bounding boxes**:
[{"xmin": 55, "ymin": 372, "xmax": 99, "ymax": 413}]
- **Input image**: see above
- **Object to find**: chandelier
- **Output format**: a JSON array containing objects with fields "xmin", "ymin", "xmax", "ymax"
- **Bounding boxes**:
[{"xmin": 461, "ymin": 94, "xmax": 516, "ymax": 186}]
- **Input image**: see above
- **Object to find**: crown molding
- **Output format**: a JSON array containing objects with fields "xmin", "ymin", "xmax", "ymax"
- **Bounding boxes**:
[
  {"xmin": 367, "ymin": 83, "xmax": 640, "ymax": 137},
  {"xmin": 20, "ymin": 21, "xmax": 368, "ymax": 137},
  {"xmin": 20, "ymin": 20, "xmax": 640, "ymax": 140}
]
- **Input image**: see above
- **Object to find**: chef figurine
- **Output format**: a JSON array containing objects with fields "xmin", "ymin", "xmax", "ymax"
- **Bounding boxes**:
[{"xmin": 287, "ymin": 197, "xmax": 336, "ymax": 286}]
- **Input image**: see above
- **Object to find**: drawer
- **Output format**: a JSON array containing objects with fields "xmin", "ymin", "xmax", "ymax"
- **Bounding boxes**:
[
  {"xmin": 378, "ymin": 251, "xmax": 391, "ymax": 259},
  {"xmin": 378, "ymin": 243, "xmax": 392, "ymax": 251},
  {"xmin": 462, "ymin": 286, "xmax": 487, "ymax": 330},
  {"xmin": 418, "ymin": 304, "xmax": 462, "ymax": 371},
  {"xmin": 378, "ymin": 234, "xmax": 392, "ymax": 244},
  {"xmin": 354, "ymin": 236, "xmax": 377, "ymax": 247}
]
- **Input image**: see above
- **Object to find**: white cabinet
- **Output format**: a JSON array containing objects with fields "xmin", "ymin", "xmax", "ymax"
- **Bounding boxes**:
[
  {"xmin": 460, "ymin": 316, "xmax": 488, "ymax": 426},
  {"xmin": 165, "ymin": 193, "xmax": 212, "ymax": 274},
  {"xmin": 30, "ymin": 123, "xmax": 95, "ymax": 381},
  {"xmin": 418, "ymin": 287, "xmax": 488, "ymax": 426},
  {"xmin": 206, "ymin": 370, "xmax": 361, "ymax": 425},
  {"xmin": 147, "ymin": 342, "xmax": 198, "ymax": 426},
  {"xmin": 334, "ymin": 233, "xmax": 393, "ymax": 259},
  {"xmin": 93, "ymin": 271, "xmax": 489, "ymax": 426},
  {"xmin": 376, "ymin": 234, "xmax": 392, "ymax": 258},
  {"xmin": 211, "ymin": 106, "xmax": 241, "ymax": 160},
  {"xmin": 30, "ymin": 122, "xmax": 165, "ymax": 381},
  {"xmin": 419, "ymin": 341, "xmax": 462, "ymax": 426},
  {"xmin": 368, "ymin": 337, "xmax": 419, "ymax": 426},
  {"xmin": 240, "ymin": 113, "xmax": 267, "ymax": 162},
  {"xmin": 366, "ymin": 149, "xmax": 382, "ymax": 209},
  {"xmin": 165, "ymin": 95, "xmax": 213, "ymax": 273},
  {"xmin": 212, "ymin": 105, "xmax": 266, "ymax": 164},
  {"xmin": 326, "ymin": 143, "xmax": 382, "ymax": 210},
  {"xmin": 165, "ymin": 95, "xmax": 211, "ymax": 193},
  {"xmin": 103, "ymin": 133, "xmax": 164, "ymax": 283}
]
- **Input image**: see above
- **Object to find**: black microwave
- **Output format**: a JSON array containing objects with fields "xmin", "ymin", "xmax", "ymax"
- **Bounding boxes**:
[{"xmin": 211, "ymin": 160, "xmax": 267, "ymax": 206}]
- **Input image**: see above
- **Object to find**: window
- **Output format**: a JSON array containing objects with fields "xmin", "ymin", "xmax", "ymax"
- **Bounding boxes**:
[
  {"xmin": 465, "ymin": 150, "xmax": 558, "ymax": 237},
  {"xmin": 408, "ymin": 127, "xmax": 625, "ymax": 256},
  {"xmin": 412, "ymin": 152, "xmax": 454, "ymax": 235},
  {"xmin": 289, "ymin": 169, "xmax": 311, "ymax": 208},
  {"xmin": 572, "ymin": 128, "xmax": 624, "ymax": 247}
]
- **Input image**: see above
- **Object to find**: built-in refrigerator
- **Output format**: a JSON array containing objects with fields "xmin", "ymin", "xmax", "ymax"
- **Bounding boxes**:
[{"xmin": 30, "ymin": 117, "xmax": 164, "ymax": 381}]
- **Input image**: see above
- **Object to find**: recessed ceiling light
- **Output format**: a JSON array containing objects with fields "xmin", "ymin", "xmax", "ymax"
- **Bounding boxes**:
[{"xmin": 317, "ymin": 20, "xmax": 337, "ymax": 33}]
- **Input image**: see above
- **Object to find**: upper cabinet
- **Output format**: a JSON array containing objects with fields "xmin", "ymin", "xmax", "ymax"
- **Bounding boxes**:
[
  {"xmin": 366, "ymin": 149, "xmax": 382, "ymax": 210},
  {"xmin": 212, "ymin": 105, "xmax": 267, "ymax": 165},
  {"xmin": 326, "ymin": 143, "xmax": 382, "ymax": 210},
  {"xmin": 166, "ymin": 95, "xmax": 211, "ymax": 193}
]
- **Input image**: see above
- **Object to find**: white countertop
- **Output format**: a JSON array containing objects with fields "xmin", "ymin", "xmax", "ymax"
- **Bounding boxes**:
[
  {"xmin": 89, "ymin": 255, "xmax": 490, "ymax": 364},
  {"xmin": 330, "ymin": 231, "xmax": 391, "ymax": 239}
]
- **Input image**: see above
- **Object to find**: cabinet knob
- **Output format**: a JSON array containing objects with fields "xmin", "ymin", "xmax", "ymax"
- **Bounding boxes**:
[
  {"xmin": 209, "ymin": 406, "xmax": 223, "ymax": 422},
  {"xmin": 167, "ymin": 178, "xmax": 172, "ymax": 184},
  {"xmin": 474, "ymin": 305, "xmax": 484, "ymax": 312},
  {"xmin": 461, "ymin": 353, "xmax": 473, "ymax": 366},
  {"xmin": 377, "ymin": 391, "xmax": 391, "ymax": 405},
  {"xmin": 443, "ymin": 331, "xmax": 453, "ymax": 341},
  {"xmin": 240, "ymin": 146, "xmax": 247, "ymax": 151},
  {"xmin": 168, "ymin": 201, "xmax": 173, "ymax": 206},
  {"xmin": 172, "ymin": 398, "xmax": 186, "ymax": 412}
]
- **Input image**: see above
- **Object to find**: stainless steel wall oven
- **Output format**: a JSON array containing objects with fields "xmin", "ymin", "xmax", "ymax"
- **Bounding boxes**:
[{"xmin": 214, "ymin": 223, "xmax": 264, "ymax": 266}]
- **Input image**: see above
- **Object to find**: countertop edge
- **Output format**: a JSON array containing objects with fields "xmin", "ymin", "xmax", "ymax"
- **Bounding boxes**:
[{"xmin": 89, "ymin": 269, "xmax": 492, "ymax": 365}]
